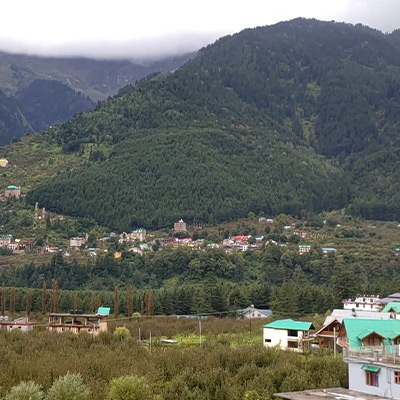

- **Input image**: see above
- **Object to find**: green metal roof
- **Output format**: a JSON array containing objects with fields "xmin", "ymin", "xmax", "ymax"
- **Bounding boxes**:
[
  {"xmin": 6, "ymin": 185, "xmax": 19, "ymax": 190},
  {"xmin": 263, "ymin": 319, "xmax": 314, "ymax": 331},
  {"xmin": 361, "ymin": 365, "xmax": 380, "ymax": 372},
  {"xmin": 97, "ymin": 307, "xmax": 110, "ymax": 315},
  {"xmin": 382, "ymin": 302, "xmax": 400, "ymax": 313},
  {"xmin": 343, "ymin": 318, "xmax": 400, "ymax": 348}
]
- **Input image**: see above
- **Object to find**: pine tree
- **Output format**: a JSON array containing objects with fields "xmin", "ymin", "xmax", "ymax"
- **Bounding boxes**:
[{"xmin": 41, "ymin": 280, "xmax": 47, "ymax": 314}]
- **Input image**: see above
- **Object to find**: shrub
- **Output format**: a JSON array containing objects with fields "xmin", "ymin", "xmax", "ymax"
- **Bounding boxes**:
[
  {"xmin": 46, "ymin": 373, "xmax": 90, "ymax": 400},
  {"xmin": 6, "ymin": 381, "xmax": 44, "ymax": 400}
]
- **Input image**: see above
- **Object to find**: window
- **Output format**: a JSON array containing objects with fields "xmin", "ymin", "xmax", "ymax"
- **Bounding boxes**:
[
  {"xmin": 365, "ymin": 371, "xmax": 379, "ymax": 387},
  {"xmin": 264, "ymin": 339, "xmax": 271, "ymax": 343},
  {"xmin": 288, "ymin": 330, "xmax": 298, "ymax": 337},
  {"xmin": 287, "ymin": 341, "xmax": 298, "ymax": 348},
  {"xmin": 394, "ymin": 371, "xmax": 400, "ymax": 384}
]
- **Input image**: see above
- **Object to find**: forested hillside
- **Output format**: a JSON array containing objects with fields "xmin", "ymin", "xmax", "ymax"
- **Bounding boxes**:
[
  {"xmin": 0, "ymin": 51, "xmax": 193, "ymax": 144},
  {"xmin": 21, "ymin": 19, "xmax": 400, "ymax": 228}
]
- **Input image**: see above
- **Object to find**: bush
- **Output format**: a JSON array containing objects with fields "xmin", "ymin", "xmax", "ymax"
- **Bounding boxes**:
[
  {"xmin": 46, "ymin": 373, "xmax": 90, "ymax": 400},
  {"xmin": 107, "ymin": 376, "xmax": 156, "ymax": 400},
  {"xmin": 6, "ymin": 381, "xmax": 44, "ymax": 400}
]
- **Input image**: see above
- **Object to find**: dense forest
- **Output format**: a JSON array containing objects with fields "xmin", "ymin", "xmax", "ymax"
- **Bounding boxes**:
[
  {"xmin": 1, "ymin": 241, "xmax": 399, "ymax": 316},
  {"xmin": 23, "ymin": 19, "xmax": 400, "ymax": 229}
]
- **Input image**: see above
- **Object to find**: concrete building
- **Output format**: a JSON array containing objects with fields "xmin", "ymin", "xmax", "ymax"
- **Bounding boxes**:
[
  {"xmin": 342, "ymin": 295, "xmax": 382, "ymax": 312},
  {"xmin": 0, "ymin": 316, "xmax": 35, "ymax": 332},
  {"xmin": 0, "ymin": 234, "xmax": 12, "ymax": 247},
  {"xmin": 130, "ymin": 228, "xmax": 146, "ymax": 242},
  {"xmin": 69, "ymin": 236, "xmax": 86, "ymax": 250},
  {"xmin": 48, "ymin": 307, "xmax": 110, "ymax": 336},
  {"xmin": 338, "ymin": 318, "xmax": 400, "ymax": 398},
  {"xmin": 298, "ymin": 245, "xmax": 311, "ymax": 254},
  {"xmin": 174, "ymin": 219, "xmax": 187, "ymax": 232},
  {"xmin": 5, "ymin": 185, "xmax": 21, "ymax": 198},
  {"xmin": 263, "ymin": 319, "xmax": 314, "ymax": 353}
]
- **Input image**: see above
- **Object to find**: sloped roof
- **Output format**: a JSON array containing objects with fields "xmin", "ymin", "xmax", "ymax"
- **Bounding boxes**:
[
  {"xmin": 97, "ymin": 307, "xmax": 110, "ymax": 315},
  {"xmin": 6, "ymin": 185, "xmax": 19, "ymax": 190},
  {"xmin": 342, "ymin": 318, "xmax": 400, "ymax": 348},
  {"xmin": 382, "ymin": 302, "xmax": 400, "ymax": 313},
  {"xmin": 380, "ymin": 293, "xmax": 400, "ymax": 303},
  {"xmin": 237, "ymin": 307, "xmax": 273, "ymax": 317},
  {"xmin": 264, "ymin": 319, "xmax": 314, "ymax": 331},
  {"xmin": 323, "ymin": 309, "xmax": 392, "ymax": 325}
]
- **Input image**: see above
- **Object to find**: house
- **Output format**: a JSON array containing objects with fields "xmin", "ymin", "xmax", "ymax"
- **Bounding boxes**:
[
  {"xmin": 0, "ymin": 234, "xmax": 12, "ymax": 247},
  {"xmin": 69, "ymin": 236, "xmax": 86, "ymax": 250},
  {"xmin": 0, "ymin": 316, "xmax": 35, "ymax": 332},
  {"xmin": 393, "ymin": 248, "xmax": 400, "ymax": 257},
  {"xmin": 322, "ymin": 247, "xmax": 337, "ymax": 255},
  {"xmin": 174, "ymin": 219, "xmax": 187, "ymax": 232},
  {"xmin": 4, "ymin": 185, "xmax": 21, "ymax": 198},
  {"xmin": 237, "ymin": 305, "xmax": 273, "ymax": 319},
  {"xmin": 382, "ymin": 302, "xmax": 400, "ymax": 318},
  {"xmin": 263, "ymin": 319, "xmax": 314, "ymax": 353},
  {"xmin": 342, "ymin": 295, "xmax": 382, "ymax": 312},
  {"xmin": 47, "ymin": 307, "xmax": 110, "ymax": 336},
  {"xmin": 298, "ymin": 245, "xmax": 311, "ymax": 254},
  {"xmin": 315, "ymin": 309, "xmax": 392, "ymax": 349},
  {"xmin": 258, "ymin": 217, "xmax": 267, "ymax": 223},
  {"xmin": 0, "ymin": 158, "xmax": 8, "ymax": 167},
  {"xmin": 337, "ymin": 318, "xmax": 400, "ymax": 398},
  {"xmin": 130, "ymin": 228, "xmax": 146, "ymax": 242}
]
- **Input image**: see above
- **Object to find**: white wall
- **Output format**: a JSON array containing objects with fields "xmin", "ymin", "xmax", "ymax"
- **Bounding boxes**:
[{"xmin": 348, "ymin": 362, "xmax": 400, "ymax": 399}]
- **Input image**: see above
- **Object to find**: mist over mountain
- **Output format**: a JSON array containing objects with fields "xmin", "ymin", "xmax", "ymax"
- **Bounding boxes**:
[{"xmin": 0, "ymin": 51, "xmax": 194, "ymax": 145}]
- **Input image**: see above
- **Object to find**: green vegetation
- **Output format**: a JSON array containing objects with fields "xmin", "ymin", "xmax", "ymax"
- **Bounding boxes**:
[
  {"xmin": 0, "ymin": 328, "xmax": 347, "ymax": 400},
  {"xmin": 18, "ymin": 19, "xmax": 400, "ymax": 228}
]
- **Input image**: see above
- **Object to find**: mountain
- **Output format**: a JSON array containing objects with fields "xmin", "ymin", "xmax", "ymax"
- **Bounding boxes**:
[
  {"xmin": 0, "ymin": 51, "xmax": 194, "ymax": 145},
  {"xmin": 0, "ymin": 51, "xmax": 194, "ymax": 101},
  {"xmin": 17, "ymin": 19, "xmax": 400, "ymax": 228}
]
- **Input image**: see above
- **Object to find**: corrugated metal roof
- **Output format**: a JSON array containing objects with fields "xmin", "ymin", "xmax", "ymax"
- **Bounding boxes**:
[
  {"xmin": 97, "ymin": 307, "xmax": 110, "ymax": 315},
  {"xmin": 382, "ymin": 302, "xmax": 400, "ymax": 313},
  {"xmin": 343, "ymin": 318, "xmax": 400, "ymax": 348},
  {"xmin": 264, "ymin": 319, "xmax": 314, "ymax": 330},
  {"xmin": 323, "ymin": 309, "xmax": 392, "ymax": 325}
]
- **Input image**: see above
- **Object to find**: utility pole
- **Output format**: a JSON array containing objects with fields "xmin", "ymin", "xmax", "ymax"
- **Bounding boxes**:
[
  {"xmin": 334, "ymin": 326, "xmax": 337, "ymax": 358},
  {"xmin": 199, "ymin": 317, "xmax": 202, "ymax": 347}
]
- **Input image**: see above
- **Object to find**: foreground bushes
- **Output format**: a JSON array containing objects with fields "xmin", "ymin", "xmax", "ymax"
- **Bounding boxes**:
[{"xmin": 0, "ymin": 330, "xmax": 347, "ymax": 400}]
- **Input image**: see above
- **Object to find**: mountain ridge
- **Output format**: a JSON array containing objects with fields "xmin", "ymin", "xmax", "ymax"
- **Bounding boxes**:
[{"xmin": 3, "ymin": 18, "xmax": 399, "ymax": 228}]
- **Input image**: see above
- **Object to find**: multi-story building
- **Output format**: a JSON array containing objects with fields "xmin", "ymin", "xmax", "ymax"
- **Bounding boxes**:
[
  {"xmin": 48, "ymin": 307, "xmax": 110, "ymax": 336},
  {"xmin": 315, "ymin": 309, "xmax": 393, "ymax": 349},
  {"xmin": 69, "ymin": 236, "xmax": 86, "ymax": 250},
  {"xmin": 174, "ymin": 219, "xmax": 187, "ymax": 232},
  {"xmin": 5, "ymin": 185, "xmax": 21, "ymax": 198},
  {"xmin": 130, "ymin": 228, "xmax": 146, "ymax": 242},
  {"xmin": 263, "ymin": 319, "xmax": 314, "ymax": 353},
  {"xmin": 0, "ymin": 234, "xmax": 12, "ymax": 247},
  {"xmin": 342, "ymin": 295, "xmax": 382, "ymax": 312},
  {"xmin": 338, "ymin": 318, "xmax": 400, "ymax": 398}
]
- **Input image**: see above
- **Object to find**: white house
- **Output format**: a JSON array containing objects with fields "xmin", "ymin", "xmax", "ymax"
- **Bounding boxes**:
[
  {"xmin": 0, "ymin": 316, "xmax": 35, "ymax": 332},
  {"xmin": 237, "ymin": 305, "xmax": 273, "ymax": 319},
  {"xmin": 263, "ymin": 319, "xmax": 314, "ymax": 353}
]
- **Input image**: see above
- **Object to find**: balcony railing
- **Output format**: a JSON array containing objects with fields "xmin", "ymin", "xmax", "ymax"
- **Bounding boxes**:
[{"xmin": 343, "ymin": 345, "xmax": 400, "ymax": 365}]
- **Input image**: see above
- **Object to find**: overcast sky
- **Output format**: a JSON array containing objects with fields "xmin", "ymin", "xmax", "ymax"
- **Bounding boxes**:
[{"xmin": 0, "ymin": 0, "xmax": 399, "ymax": 60}]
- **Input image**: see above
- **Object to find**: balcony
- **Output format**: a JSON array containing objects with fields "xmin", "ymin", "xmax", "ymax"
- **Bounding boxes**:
[{"xmin": 343, "ymin": 345, "xmax": 400, "ymax": 365}]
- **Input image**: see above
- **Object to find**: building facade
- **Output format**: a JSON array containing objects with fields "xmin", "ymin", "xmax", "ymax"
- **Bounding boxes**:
[
  {"xmin": 342, "ymin": 295, "xmax": 382, "ymax": 312},
  {"xmin": 5, "ymin": 185, "xmax": 21, "ymax": 198},
  {"xmin": 339, "ymin": 318, "xmax": 400, "ymax": 398},
  {"xmin": 263, "ymin": 319, "xmax": 314, "ymax": 353},
  {"xmin": 174, "ymin": 219, "xmax": 187, "ymax": 232}
]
